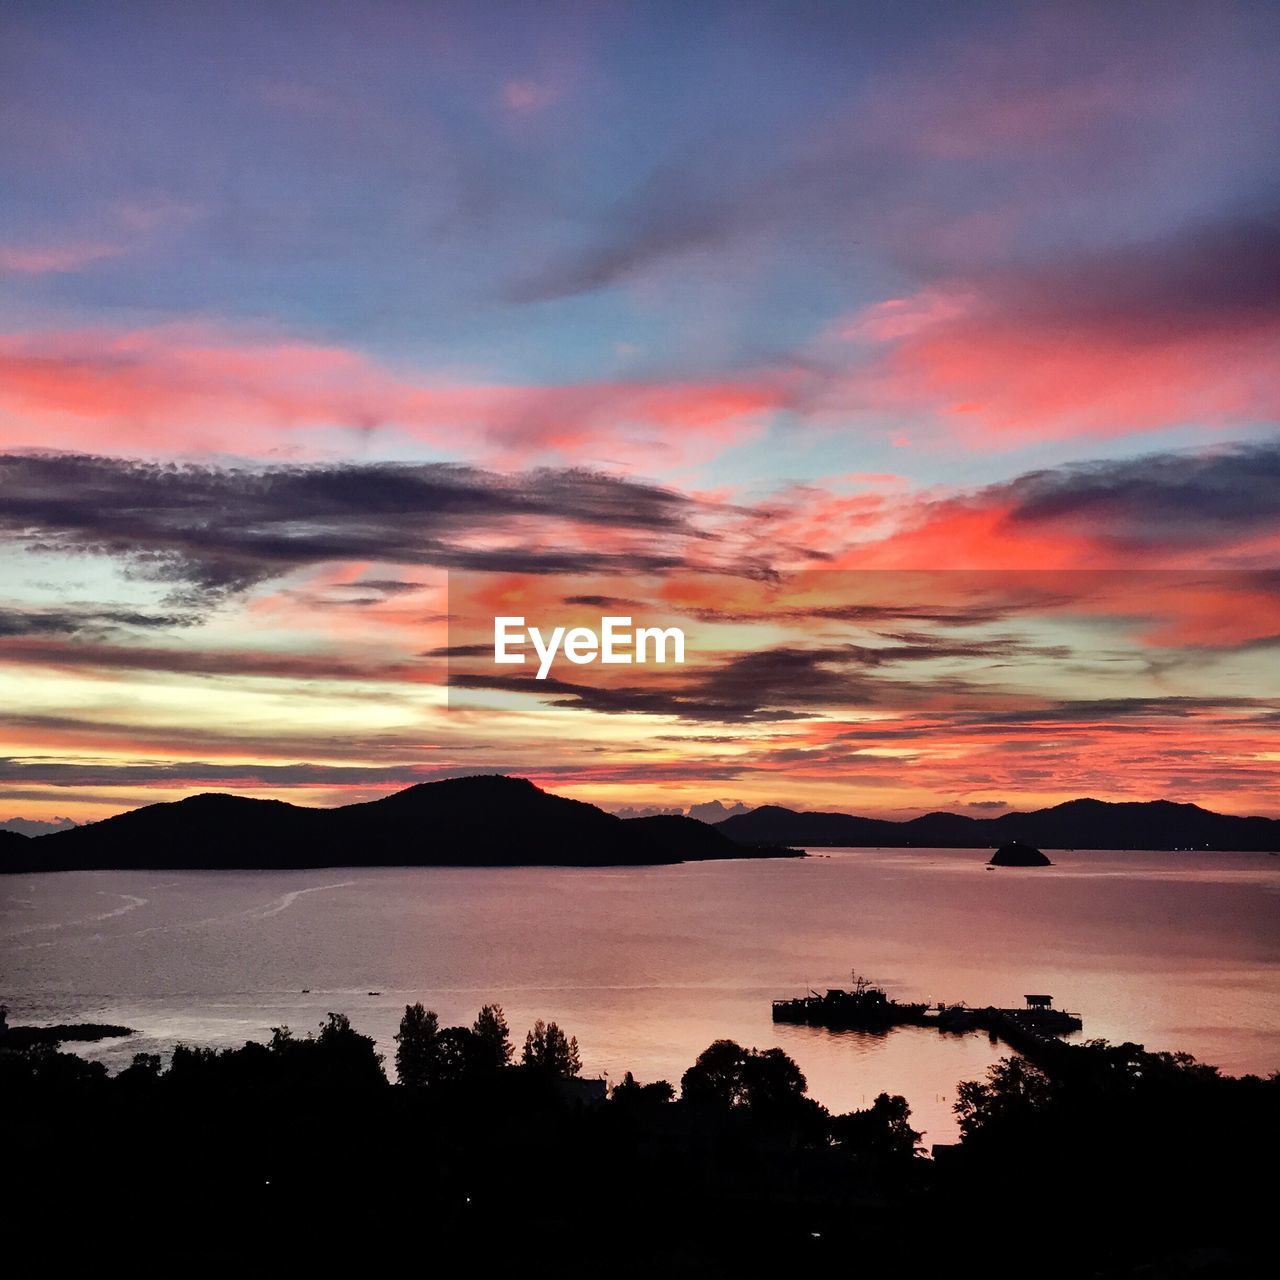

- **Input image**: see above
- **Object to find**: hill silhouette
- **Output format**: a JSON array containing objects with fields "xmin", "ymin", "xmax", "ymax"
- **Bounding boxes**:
[
  {"xmin": 0, "ymin": 829, "xmax": 31, "ymax": 858},
  {"xmin": 716, "ymin": 796, "xmax": 1280, "ymax": 851},
  {"xmin": 989, "ymin": 841, "xmax": 1052, "ymax": 867},
  {"xmin": 0, "ymin": 775, "xmax": 800, "ymax": 873}
]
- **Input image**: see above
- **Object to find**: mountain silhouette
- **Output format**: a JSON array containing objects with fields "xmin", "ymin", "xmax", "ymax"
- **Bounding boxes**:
[
  {"xmin": 0, "ymin": 775, "xmax": 799, "ymax": 873},
  {"xmin": 716, "ymin": 796, "xmax": 1280, "ymax": 851}
]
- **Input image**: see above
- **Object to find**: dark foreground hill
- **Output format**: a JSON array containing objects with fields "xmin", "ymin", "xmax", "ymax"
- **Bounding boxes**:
[
  {"xmin": 0, "ymin": 829, "xmax": 30, "ymax": 855},
  {"xmin": 0, "ymin": 775, "xmax": 800, "ymax": 873},
  {"xmin": 716, "ymin": 797, "xmax": 1280, "ymax": 852}
]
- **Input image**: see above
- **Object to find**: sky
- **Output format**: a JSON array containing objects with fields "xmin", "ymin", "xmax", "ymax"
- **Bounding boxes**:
[{"xmin": 1, "ymin": 0, "xmax": 1277, "ymax": 822}]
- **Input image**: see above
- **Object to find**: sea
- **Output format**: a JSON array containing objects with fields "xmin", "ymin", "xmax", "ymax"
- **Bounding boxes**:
[{"xmin": 4, "ymin": 846, "xmax": 1277, "ymax": 1144}]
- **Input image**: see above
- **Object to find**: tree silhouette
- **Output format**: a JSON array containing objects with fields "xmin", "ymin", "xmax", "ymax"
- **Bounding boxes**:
[
  {"xmin": 312, "ymin": 1012, "xmax": 386, "ymax": 1087},
  {"xmin": 394, "ymin": 1002, "xmax": 441, "ymax": 1087},
  {"xmin": 830, "ymin": 1092, "xmax": 922, "ymax": 1162},
  {"xmin": 521, "ymin": 1019, "xmax": 581, "ymax": 1077},
  {"xmin": 436, "ymin": 1026, "xmax": 483, "ymax": 1081},
  {"xmin": 117, "ymin": 1052, "xmax": 163, "ymax": 1089},
  {"xmin": 472, "ymin": 1003, "xmax": 512, "ymax": 1070},
  {"xmin": 611, "ymin": 1070, "xmax": 675, "ymax": 1106},
  {"xmin": 741, "ymin": 1045, "xmax": 807, "ymax": 1107},
  {"xmin": 680, "ymin": 1039, "xmax": 809, "ymax": 1111},
  {"xmin": 7, "ymin": 1040, "xmax": 107, "ymax": 1087},
  {"xmin": 680, "ymin": 1039, "xmax": 749, "ymax": 1106},
  {"xmin": 955, "ymin": 1053, "xmax": 1053, "ymax": 1140}
]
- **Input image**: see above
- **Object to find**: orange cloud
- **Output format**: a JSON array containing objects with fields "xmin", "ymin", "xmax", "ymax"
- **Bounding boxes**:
[{"xmin": 834, "ymin": 500, "xmax": 1097, "ymax": 570}]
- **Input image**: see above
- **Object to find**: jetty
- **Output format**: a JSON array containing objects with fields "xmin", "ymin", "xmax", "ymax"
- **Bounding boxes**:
[{"xmin": 773, "ymin": 974, "xmax": 1083, "ymax": 1073}]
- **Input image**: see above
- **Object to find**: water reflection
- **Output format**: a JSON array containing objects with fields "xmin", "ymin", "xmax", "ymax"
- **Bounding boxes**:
[{"xmin": 3, "ymin": 846, "xmax": 1277, "ymax": 1144}]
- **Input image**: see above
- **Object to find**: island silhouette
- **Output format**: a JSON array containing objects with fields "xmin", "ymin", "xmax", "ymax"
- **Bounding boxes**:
[
  {"xmin": 4, "ymin": 776, "xmax": 1275, "ymax": 873},
  {"xmin": 988, "ymin": 841, "xmax": 1053, "ymax": 867},
  {"xmin": 0, "ymin": 774, "xmax": 798, "ymax": 873},
  {"xmin": 716, "ymin": 796, "xmax": 1280, "ymax": 852}
]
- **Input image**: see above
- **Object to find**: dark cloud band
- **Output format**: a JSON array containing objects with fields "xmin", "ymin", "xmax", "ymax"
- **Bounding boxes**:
[{"xmin": 0, "ymin": 452, "xmax": 703, "ymax": 599}]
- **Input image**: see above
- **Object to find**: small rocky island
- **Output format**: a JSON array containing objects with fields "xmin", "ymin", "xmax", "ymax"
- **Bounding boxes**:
[
  {"xmin": 988, "ymin": 841, "xmax": 1053, "ymax": 867},
  {"xmin": 0, "ymin": 1007, "xmax": 135, "ymax": 1049}
]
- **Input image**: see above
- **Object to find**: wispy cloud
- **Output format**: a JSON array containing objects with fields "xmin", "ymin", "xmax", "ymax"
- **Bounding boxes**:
[
  {"xmin": 0, "ymin": 452, "xmax": 713, "ymax": 601},
  {"xmin": 0, "ymin": 240, "xmax": 122, "ymax": 275}
]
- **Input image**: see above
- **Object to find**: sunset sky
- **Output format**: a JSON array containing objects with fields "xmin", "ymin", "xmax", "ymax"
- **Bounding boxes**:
[{"xmin": 1, "ymin": 1, "xmax": 1277, "ymax": 822}]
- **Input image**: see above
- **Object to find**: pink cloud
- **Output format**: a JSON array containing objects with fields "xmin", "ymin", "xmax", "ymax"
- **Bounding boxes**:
[
  {"xmin": 501, "ymin": 79, "xmax": 562, "ymax": 114},
  {"xmin": 749, "ymin": 440, "xmax": 1280, "ymax": 574},
  {"xmin": 0, "ymin": 200, "xmax": 196, "ymax": 276},
  {"xmin": 863, "ymin": 300, "xmax": 1280, "ymax": 443},
  {"xmin": 0, "ymin": 324, "xmax": 787, "ymax": 466},
  {"xmin": 833, "ymin": 216, "xmax": 1280, "ymax": 447},
  {"xmin": 0, "ymin": 240, "xmax": 122, "ymax": 275},
  {"xmin": 836, "ymin": 291, "xmax": 971, "ymax": 342}
]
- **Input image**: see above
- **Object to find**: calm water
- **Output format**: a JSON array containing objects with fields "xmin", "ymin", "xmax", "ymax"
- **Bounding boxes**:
[{"xmin": 4, "ymin": 847, "xmax": 1278, "ymax": 1144}]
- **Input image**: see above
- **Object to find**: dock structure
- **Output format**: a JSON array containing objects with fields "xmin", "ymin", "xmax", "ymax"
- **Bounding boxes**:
[
  {"xmin": 925, "ymin": 995, "xmax": 1083, "ymax": 1073},
  {"xmin": 773, "ymin": 978, "xmax": 1083, "ymax": 1073}
]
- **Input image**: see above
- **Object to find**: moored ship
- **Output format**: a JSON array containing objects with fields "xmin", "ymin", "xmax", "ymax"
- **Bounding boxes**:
[{"xmin": 772, "ymin": 972, "xmax": 929, "ymax": 1029}]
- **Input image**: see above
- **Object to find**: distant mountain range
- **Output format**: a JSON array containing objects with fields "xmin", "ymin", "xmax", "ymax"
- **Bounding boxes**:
[
  {"xmin": 687, "ymin": 799, "xmax": 753, "ymax": 823},
  {"xmin": 0, "ymin": 816, "xmax": 76, "ymax": 837},
  {"xmin": 0, "ymin": 775, "xmax": 799, "ymax": 874},
  {"xmin": 4, "ymin": 783, "xmax": 1274, "ymax": 874},
  {"xmin": 610, "ymin": 799, "xmax": 752, "ymax": 822},
  {"xmin": 715, "ymin": 798, "xmax": 1280, "ymax": 852}
]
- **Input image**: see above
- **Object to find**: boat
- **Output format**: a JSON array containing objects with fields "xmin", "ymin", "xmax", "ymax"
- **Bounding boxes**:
[{"xmin": 772, "ymin": 973, "xmax": 928, "ymax": 1029}]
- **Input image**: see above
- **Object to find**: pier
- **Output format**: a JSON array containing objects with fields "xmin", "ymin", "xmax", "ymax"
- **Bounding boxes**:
[{"xmin": 772, "ymin": 975, "xmax": 1083, "ymax": 1073}]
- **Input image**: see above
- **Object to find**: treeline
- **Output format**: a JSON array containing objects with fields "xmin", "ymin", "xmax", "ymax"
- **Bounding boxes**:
[
  {"xmin": 1, "ymin": 1000, "xmax": 917, "ymax": 1161},
  {"xmin": 1, "ymin": 1010, "xmax": 1275, "ymax": 1276},
  {"xmin": 393, "ymin": 1003, "xmax": 580, "ymax": 1085}
]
